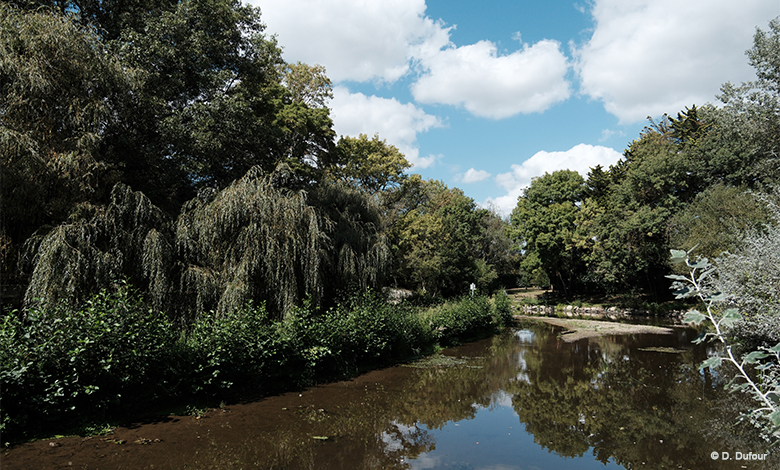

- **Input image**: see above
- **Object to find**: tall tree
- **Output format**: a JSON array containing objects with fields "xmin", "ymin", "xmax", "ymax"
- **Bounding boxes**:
[
  {"xmin": 1, "ymin": 4, "xmax": 132, "ymax": 285},
  {"xmin": 108, "ymin": 0, "xmax": 288, "ymax": 199},
  {"xmin": 387, "ymin": 177, "xmax": 497, "ymax": 296},
  {"xmin": 510, "ymin": 170, "xmax": 586, "ymax": 296},
  {"xmin": 579, "ymin": 121, "xmax": 709, "ymax": 297},
  {"xmin": 328, "ymin": 134, "xmax": 411, "ymax": 195},
  {"xmin": 709, "ymin": 17, "xmax": 780, "ymax": 188}
]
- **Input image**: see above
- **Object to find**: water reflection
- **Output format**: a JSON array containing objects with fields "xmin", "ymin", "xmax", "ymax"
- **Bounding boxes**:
[
  {"xmin": 8, "ymin": 321, "xmax": 777, "ymax": 469},
  {"xmin": 189, "ymin": 321, "xmax": 774, "ymax": 469},
  {"xmin": 509, "ymin": 325, "xmax": 720, "ymax": 468}
]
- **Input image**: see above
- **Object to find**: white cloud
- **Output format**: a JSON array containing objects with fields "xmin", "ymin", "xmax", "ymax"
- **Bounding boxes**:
[
  {"xmin": 414, "ymin": 154, "xmax": 442, "ymax": 170},
  {"xmin": 574, "ymin": 0, "xmax": 778, "ymax": 123},
  {"xmin": 412, "ymin": 39, "xmax": 571, "ymax": 118},
  {"xmin": 459, "ymin": 168, "xmax": 491, "ymax": 183},
  {"xmin": 330, "ymin": 86, "xmax": 443, "ymax": 168},
  {"xmin": 487, "ymin": 144, "xmax": 623, "ymax": 216},
  {"xmin": 599, "ymin": 128, "xmax": 625, "ymax": 142},
  {"xmin": 253, "ymin": 0, "xmax": 450, "ymax": 83},
  {"xmin": 254, "ymin": 0, "xmax": 573, "ymax": 120}
]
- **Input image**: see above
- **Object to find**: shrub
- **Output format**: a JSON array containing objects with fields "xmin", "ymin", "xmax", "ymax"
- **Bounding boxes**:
[
  {"xmin": 669, "ymin": 249, "xmax": 780, "ymax": 444},
  {"xmin": 492, "ymin": 289, "xmax": 514, "ymax": 326},
  {"xmin": 425, "ymin": 295, "xmax": 495, "ymax": 344},
  {"xmin": 309, "ymin": 291, "xmax": 430, "ymax": 373},
  {"xmin": 710, "ymin": 195, "xmax": 780, "ymax": 347},
  {"xmin": 1, "ymin": 284, "xmax": 176, "ymax": 437},
  {"xmin": 186, "ymin": 302, "xmax": 302, "ymax": 394}
]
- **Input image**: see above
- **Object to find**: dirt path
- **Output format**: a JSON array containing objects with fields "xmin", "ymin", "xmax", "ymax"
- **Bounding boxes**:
[{"xmin": 517, "ymin": 315, "xmax": 677, "ymax": 342}]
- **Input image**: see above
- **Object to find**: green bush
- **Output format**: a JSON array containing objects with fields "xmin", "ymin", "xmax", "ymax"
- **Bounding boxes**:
[
  {"xmin": 299, "ymin": 291, "xmax": 431, "ymax": 375},
  {"xmin": 424, "ymin": 295, "xmax": 496, "ymax": 344},
  {"xmin": 186, "ymin": 302, "xmax": 302, "ymax": 394},
  {"xmin": 492, "ymin": 289, "xmax": 514, "ymax": 326},
  {"xmin": 1, "ymin": 285, "xmax": 176, "ymax": 437}
]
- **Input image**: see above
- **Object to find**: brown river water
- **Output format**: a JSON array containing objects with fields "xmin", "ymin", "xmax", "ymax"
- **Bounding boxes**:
[{"xmin": 3, "ymin": 319, "xmax": 777, "ymax": 469}]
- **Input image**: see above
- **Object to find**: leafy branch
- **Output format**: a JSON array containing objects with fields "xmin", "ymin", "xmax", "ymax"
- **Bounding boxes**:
[{"xmin": 668, "ymin": 248, "xmax": 780, "ymax": 442}]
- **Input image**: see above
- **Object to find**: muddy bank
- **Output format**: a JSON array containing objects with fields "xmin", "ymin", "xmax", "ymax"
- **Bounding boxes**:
[{"xmin": 516, "ymin": 315, "xmax": 678, "ymax": 342}]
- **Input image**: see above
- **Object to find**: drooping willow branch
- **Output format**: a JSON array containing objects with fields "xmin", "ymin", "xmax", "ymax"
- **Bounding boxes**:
[{"xmin": 24, "ymin": 166, "xmax": 389, "ymax": 324}]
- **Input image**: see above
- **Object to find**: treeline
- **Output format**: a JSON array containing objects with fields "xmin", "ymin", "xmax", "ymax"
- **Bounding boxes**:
[
  {"xmin": 510, "ymin": 18, "xmax": 780, "ymax": 300},
  {"xmin": 2, "ymin": 2, "xmax": 778, "ymax": 322},
  {"xmin": 1, "ymin": 1, "xmax": 518, "ymax": 321},
  {"xmin": 1, "ymin": 1, "xmax": 519, "ymax": 439}
]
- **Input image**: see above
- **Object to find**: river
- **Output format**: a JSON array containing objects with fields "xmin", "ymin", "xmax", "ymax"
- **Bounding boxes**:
[{"xmin": 4, "ymin": 319, "xmax": 776, "ymax": 469}]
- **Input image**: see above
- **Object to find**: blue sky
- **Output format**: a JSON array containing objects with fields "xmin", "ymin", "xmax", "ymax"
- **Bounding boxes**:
[{"xmin": 249, "ymin": 0, "xmax": 778, "ymax": 215}]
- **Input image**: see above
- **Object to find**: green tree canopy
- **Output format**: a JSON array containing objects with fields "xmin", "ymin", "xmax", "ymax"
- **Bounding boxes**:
[
  {"xmin": 510, "ymin": 170, "xmax": 585, "ymax": 296},
  {"xmin": 387, "ymin": 177, "xmax": 511, "ymax": 296},
  {"xmin": 328, "ymin": 134, "xmax": 411, "ymax": 195},
  {"xmin": 668, "ymin": 184, "xmax": 771, "ymax": 261},
  {"xmin": 2, "ymin": 2, "xmax": 339, "ymax": 292},
  {"xmin": 1, "ymin": 4, "xmax": 132, "ymax": 283}
]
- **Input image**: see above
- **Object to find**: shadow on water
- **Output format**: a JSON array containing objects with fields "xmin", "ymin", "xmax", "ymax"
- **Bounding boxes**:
[{"xmin": 5, "ymin": 320, "xmax": 777, "ymax": 469}]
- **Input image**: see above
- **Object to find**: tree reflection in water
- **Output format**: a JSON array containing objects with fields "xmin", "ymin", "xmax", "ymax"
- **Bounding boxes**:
[
  {"xmin": 187, "ymin": 322, "xmax": 775, "ymax": 469},
  {"xmin": 508, "ymin": 324, "xmax": 734, "ymax": 468},
  {"xmin": 14, "ymin": 321, "xmax": 774, "ymax": 469}
]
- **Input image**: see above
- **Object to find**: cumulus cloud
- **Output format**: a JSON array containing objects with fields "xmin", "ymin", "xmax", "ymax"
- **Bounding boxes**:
[
  {"xmin": 330, "ymin": 87, "xmax": 443, "ymax": 168},
  {"xmin": 411, "ymin": 39, "xmax": 571, "ymax": 118},
  {"xmin": 414, "ymin": 154, "xmax": 442, "ymax": 170},
  {"xmin": 574, "ymin": 0, "xmax": 777, "ymax": 123},
  {"xmin": 254, "ymin": 0, "xmax": 450, "ymax": 83},
  {"xmin": 459, "ymin": 168, "xmax": 492, "ymax": 183},
  {"xmin": 486, "ymin": 144, "xmax": 623, "ymax": 216},
  {"xmin": 255, "ymin": 0, "xmax": 572, "ymax": 120}
]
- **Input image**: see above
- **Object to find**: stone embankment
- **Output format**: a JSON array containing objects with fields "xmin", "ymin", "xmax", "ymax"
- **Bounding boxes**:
[{"xmin": 515, "ymin": 304, "xmax": 686, "ymax": 324}]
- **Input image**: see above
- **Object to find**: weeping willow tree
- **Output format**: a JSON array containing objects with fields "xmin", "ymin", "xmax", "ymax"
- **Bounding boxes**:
[
  {"xmin": 175, "ymin": 166, "xmax": 326, "ymax": 320},
  {"xmin": 23, "ymin": 184, "xmax": 175, "ymax": 312},
  {"xmin": 1, "ymin": 4, "xmax": 133, "ymax": 287},
  {"xmin": 24, "ymin": 166, "xmax": 390, "ymax": 323},
  {"xmin": 313, "ymin": 182, "xmax": 390, "ymax": 301},
  {"xmin": 174, "ymin": 169, "xmax": 390, "ymax": 318}
]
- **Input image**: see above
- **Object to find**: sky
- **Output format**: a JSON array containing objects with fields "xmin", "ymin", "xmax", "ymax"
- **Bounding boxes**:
[{"xmin": 248, "ymin": 0, "xmax": 779, "ymax": 216}]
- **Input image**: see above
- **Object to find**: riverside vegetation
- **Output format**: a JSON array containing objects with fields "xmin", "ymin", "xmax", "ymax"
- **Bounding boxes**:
[
  {"xmin": 1, "ymin": 287, "xmax": 513, "ymax": 441},
  {"xmin": 2, "ymin": 1, "xmax": 780, "ymax": 449}
]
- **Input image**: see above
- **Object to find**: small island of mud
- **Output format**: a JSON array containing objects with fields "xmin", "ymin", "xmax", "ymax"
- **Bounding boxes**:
[{"xmin": 518, "ymin": 315, "xmax": 677, "ymax": 342}]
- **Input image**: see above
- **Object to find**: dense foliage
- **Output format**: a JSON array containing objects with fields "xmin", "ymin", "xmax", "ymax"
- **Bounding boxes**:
[
  {"xmin": 671, "ymin": 245, "xmax": 780, "ymax": 444},
  {"xmin": 2, "ymin": 1, "xmax": 516, "ymax": 316},
  {"xmin": 0, "ymin": 286, "xmax": 510, "ymax": 439},
  {"xmin": 510, "ymin": 19, "xmax": 780, "ymax": 300},
  {"xmin": 385, "ymin": 175, "xmax": 518, "ymax": 297}
]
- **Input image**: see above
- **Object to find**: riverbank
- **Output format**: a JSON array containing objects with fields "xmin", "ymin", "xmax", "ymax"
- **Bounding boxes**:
[
  {"xmin": 505, "ymin": 287, "xmax": 687, "ymax": 323},
  {"xmin": 1, "ymin": 288, "xmax": 513, "ymax": 444}
]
